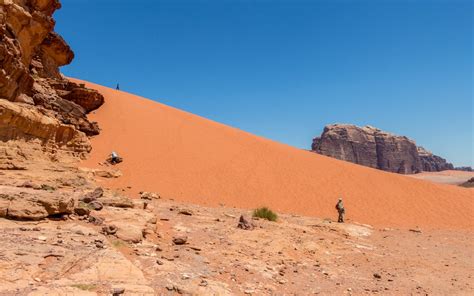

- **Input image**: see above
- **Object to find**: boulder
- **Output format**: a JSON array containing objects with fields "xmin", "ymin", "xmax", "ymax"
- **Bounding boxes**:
[
  {"xmin": 237, "ymin": 215, "xmax": 255, "ymax": 230},
  {"xmin": 101, "ymin": 196, "xmax": 134, "ymax": 208},
  {"xmin": 62, "ymin": 86, "xmax": 104, "ymax": 113},
  {"xmin": 172, "ymin": 236, "xmax": 188, "ymax": 245},
  {"xmin": 0, "ymin": 186, "xmax": 74, "ymax": 220},
  {"xmin": 80, "ymin": 187, "xmax": 104, "ymax": 203},
  {"xmin": 89, "ymin": 201, "xmax": 104, "ymax": 211},
  {"xmin": 116, "ymin": 223, "xmax": 143, "ymax": 243}
]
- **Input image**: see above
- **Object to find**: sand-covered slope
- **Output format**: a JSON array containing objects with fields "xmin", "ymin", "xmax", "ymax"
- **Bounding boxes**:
[
  {"xmin": 409, "ymin": 170, "xmax": 474, "ymax": 185},
  {"xmin": 77, "ymin": 79, "xmax": 473, "ymax": 230}
]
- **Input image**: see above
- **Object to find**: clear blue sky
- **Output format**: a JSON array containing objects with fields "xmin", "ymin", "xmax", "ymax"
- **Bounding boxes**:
[{"xmin": 56, "ymin": 0, "xmax": 473, "ymax": 167}]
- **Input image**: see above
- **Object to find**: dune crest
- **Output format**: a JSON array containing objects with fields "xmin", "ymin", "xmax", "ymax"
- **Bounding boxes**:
[{"xmin": 76, "ymin": 79, "xmax": 473, "ymax": 230}]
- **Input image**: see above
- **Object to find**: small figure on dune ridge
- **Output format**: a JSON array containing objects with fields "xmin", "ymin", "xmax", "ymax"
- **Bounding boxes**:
[
  {"xmin": 116, "ymin": 83, "xmax": 120, "ymax": 90},
  {"xmin": 335, "ymin": 197, "xmax": 345, "ymax": 223}
]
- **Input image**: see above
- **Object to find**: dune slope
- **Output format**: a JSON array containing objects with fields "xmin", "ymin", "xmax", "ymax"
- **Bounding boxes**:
[{"xmin": 77, "ymin": 79, "xmax": 473, "ymax": 229}]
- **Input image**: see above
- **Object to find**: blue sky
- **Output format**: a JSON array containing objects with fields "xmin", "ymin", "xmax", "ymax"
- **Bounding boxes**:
[{"xmin": 56, "ymin": 0, "xmax": 472, "ymax": 166}]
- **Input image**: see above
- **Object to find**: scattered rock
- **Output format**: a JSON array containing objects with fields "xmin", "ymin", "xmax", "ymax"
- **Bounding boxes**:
[
  {"xmin": 140, "ymin": 192, "xmax": 160, "ymax": 200},
  {"xmin": 74, "ymin": 206, "xmax": 90, "ymax": 216},
  {"xmin": 95, "ymin": 240, "xmax": 105, "ymax": 249},
  {"xmin": 101, "ymin": 196, "xmax": 134, "ymax": 208},
  {"xmin": 178, "ymin": 209, "xmax": 193, "ymax": 216},
  {"xmin": 89, "ymin": 201, "xmax": 104, "ymax": 211},
  {"xmin": 116, "ymin": 224, "xmax": 144, "ymax": 243},
  {"xmin": 0, "ymin": 189, "xmax": 74, "ymax": 221},
  {"xmin": 80, "ymin": 187, "xmax": 104, "ymax": 203},
  {"xmin": 102, "ymin": 225, "xmax": 118, "ymax": 235},
  {"xmin": 111, "ymin": 287, "xmax": 125, "ymax": 295},
  {"xmin": 237, "ymin": 215, "xmax": 255, "ymax": 230},
  {"xmin": 173, "ymin": 236, "xmax": 188, "ymax": 245},
  {"xmin": 88, "ymin": 215, "xmax": 104, "ymax": 225},
  {"xmin": 373, "ymin": 273, "xmax": 382, "ymax": 279}
]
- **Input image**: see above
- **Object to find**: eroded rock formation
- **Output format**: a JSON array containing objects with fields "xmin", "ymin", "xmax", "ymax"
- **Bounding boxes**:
[
  {"xmin": 0, "ymin": 0, "xmax": 104, "ymax": 164},
  {"xmin": 417, "ymin": 146, "xmax": 454, "ymax": 172},
  {"xmin": 312, "ymin": 124, "xmax": 454, "ymax": 174}
]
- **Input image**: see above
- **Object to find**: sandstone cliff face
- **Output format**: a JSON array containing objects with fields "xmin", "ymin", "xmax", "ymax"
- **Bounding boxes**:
[
  {"xmin": 312, "ymin": 124, "xmax": 453, "ymax": 174},
  {"xmin": 417, "ymin": 147, "xmax": 454, "ymax": 172},
  {"xmin": 0, "ymin": 0, "xmax": 103, "ymax": 163}
]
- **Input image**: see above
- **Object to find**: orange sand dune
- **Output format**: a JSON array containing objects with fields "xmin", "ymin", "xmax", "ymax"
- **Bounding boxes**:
[{"xmin": 76, "ymin": 79, "xmax": 473, "ymax": 230}]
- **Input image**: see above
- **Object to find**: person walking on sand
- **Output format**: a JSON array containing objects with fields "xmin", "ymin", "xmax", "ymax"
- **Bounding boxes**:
[
  {"xmin": 116, "ymin": 83, "xmax": 120, "ymax": 90},
  {"xmin": 335, "ymin": 198, "xmax": 345, "ymax": 223}
]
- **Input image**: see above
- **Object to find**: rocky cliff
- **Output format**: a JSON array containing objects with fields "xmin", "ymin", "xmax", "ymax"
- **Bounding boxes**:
[
  {"xmin": 0, "ymin": 0, "xmax": 103, "ymax": 165},
  {"xmin": 312, "ymin": 124, "xmax": 454, "ymax": 174},
  {"xmin": 417, "ymin": 146, "xmax": 454, "ymax": 172}
]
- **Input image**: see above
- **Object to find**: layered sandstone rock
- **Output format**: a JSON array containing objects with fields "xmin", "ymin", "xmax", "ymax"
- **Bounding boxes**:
[
  {"xmin": 0, "ymin": 99, "xmax": 90, "ymax": 152},
  {"xmin": 0, "ymin": 186, "xmax": 75, "ymax": 220},
  {"xmin": 0, "ymin": 0, "xmax": 104, "ymax": 158},
  {"xmin": 417, "ymin": 146, "xmax": 454, "ymax": 172},
  {"xmin": 312, "ymin": 124, "xmax": 453, "ymax": 174}
]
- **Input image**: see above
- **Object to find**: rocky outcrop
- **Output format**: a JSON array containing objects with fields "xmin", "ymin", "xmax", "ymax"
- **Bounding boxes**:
[
  {"xmin": 312, "ymin": 124, "xmax": 454, "ymax": 174},
  {"xmin": 0, "ymin": 186, "xmax": 75, "ymax": 220},
  {"xmin": 417, "ymin": 147, "xmax": 454, "ymax": 172},
  {"xmin": 0, "ymin": 0, "xmax": 104, "ymax": 157},
  {"xmin": 0, "ymin": 99, "xmax": 90, "ymax": 152}
]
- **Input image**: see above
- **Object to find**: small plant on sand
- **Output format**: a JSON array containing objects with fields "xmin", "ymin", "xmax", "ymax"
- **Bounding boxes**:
[
  {"xmin": 71, "ymin": 284, "xmax": 96, "ymax": 291},
  {"xmin": 253, "ymin": 207, "xmax": 278, "ymax": 222},
  {"xmin": 111, "ymin": 240, "xmax": 127, "ymax": 248}
]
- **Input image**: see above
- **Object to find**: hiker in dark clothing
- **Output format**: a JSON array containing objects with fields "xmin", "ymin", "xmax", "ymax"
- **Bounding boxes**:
[
  {"xmin": 110, "ymin": 151, "xmax": 121, "ymax": 164},
  {"xmin": 335, "ymin": 198, "xmax": 345, "ymax": 223},
  {"xmin": 116, "ymin": 83, "xmax": 120, "ymax": 90}
]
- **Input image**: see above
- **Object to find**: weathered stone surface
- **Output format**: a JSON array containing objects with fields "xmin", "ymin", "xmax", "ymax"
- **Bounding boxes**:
[
  {"xmin": 62, "ymin": 86, "xmax": 104, "ymax": 113},
  {"xmin": 116, "ymin": 223, "xmax": 143, "ymax": 243},
  {"xmin": 0, "ymin": 99, "xmax": 90, "ymax": 153},
  {"xmin": 312, "ymin": 124, "xmax": 453, "ymax": 174},
  {"xmin": 101, "ymin": 196, "xmax": 134, "ymax": 208},
  {"xmin": 0, "ymin": 186, "xmax": 74, "ymax": 220},
  {"xmin": 0, "ymin": 0, "xmax": 104, "ymax": 152}
]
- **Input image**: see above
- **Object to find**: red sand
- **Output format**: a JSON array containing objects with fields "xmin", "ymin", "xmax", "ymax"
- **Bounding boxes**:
[{"xmin": 76, "ymin": 79, "xmax": 473, "ymax": 230}]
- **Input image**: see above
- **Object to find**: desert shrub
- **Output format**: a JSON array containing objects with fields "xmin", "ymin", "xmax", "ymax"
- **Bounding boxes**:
[
  {"xmin": 111, "ymin": 240, "xmax": 127, "ymax": 248},
  {"xmin": 253, "ymin": 207, "xmax": 278, "ymax": 222},
  {"xmin": 71, "ymin": 284, "xmax": 96, "ymax": 291}
]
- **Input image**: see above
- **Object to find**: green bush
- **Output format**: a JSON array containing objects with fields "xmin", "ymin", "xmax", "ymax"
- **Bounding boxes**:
[{"xmin": 253, "ymin": 207, "xmax": 278, "ymax": 222}]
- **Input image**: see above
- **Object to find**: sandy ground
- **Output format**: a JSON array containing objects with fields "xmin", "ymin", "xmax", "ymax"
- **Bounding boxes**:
[
  {"xmin": 1, "ymin": 160, "xmax": 473, "ymax": 295},
  {"xmin": 409, "ymin": 170, "xmax": 474, "ymax": 185},
  {"xmin": 73, "ymin": 79, "xmax": 473, "ymax": 230},
  {"xmin": 0, "ymin": 145, "xmax": 472, "ymax": 295}
]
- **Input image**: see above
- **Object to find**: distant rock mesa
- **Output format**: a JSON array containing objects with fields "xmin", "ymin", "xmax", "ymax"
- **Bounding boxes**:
[{"xmin": 312, "ymin": 124, "xmax": 454, "ymax": 174}]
